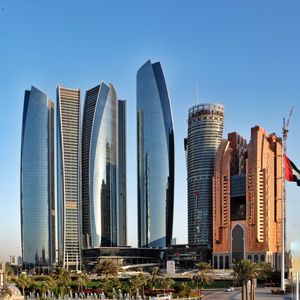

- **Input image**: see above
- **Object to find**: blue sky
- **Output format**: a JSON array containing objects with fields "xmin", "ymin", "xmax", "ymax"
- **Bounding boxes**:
[{"xmin": 0, "ymin": 0, "xmax": 299, "ymax": 261}]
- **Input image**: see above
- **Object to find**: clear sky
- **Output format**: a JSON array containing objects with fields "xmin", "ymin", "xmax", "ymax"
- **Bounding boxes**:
[{"xmin": 0, "ymin": 0, "xmax": 299, "ymax": 262}]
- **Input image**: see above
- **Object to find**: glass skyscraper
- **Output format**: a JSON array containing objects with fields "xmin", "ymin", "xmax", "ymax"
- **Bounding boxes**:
[
  {"xmin": 118, "ymin": 99, "xmax": 127, "ymax": 246},
  {"xmin": 185, "ymin": 103, "xmax": 224, "ymax": 247},
  {"xmin": 137, "ymin": 60, "xmax": 174, "ymax": 248},
  {"xmin": 82, "ymin": 82, "xmax": 127, "ymax": 248},
  {"xmin": 21, "ymin": 86, "xmax": 55, "ymax": 268},
  {"xmin": 57, "ymin": 86, "xmax": 81, "ymax": 269}
]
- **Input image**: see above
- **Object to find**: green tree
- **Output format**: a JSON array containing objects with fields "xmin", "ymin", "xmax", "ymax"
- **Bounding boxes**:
[
  {"xmin": 178, "ymin": 282, "xmax": 191, "ymax": 298},
  {"xmin": 36, "ymin": 274, "xmax": 56, "ymax": 296},
  {"xmin": 75, "ymin": 273, "xmax": 90, "ymax": 292},
  {"xmin": 15, "ymin": 273, "xmax": 33, "ymax": 296},
  {"xmin": 129, "ymin": 273, "xmax": 149, "ymax": 296},
  {"xmin": 51, "ymin": 267, "xmax": 71, "ymax": 297},
  {"xmin": 149, "ymin": 267, "xmax": 160, "ymax": 289},
  {"xmin": 100, "ymin": 277, "xmax": 122, "ymax": 297},
  {"xmin": 193, "ymin": 262, "xmax": 214, "ymax": 292},
  {"xmin": 4, "ymin": 262, "xmax": 14, "ymax": 283},
  {"xmin": 232, "ymin": 259, "xmax": 263, "ymax": 300},
  {"xmin": 156, "ymin": 276, "xmax": 175, "ymax": 290},
  {"xmin": 95, "ymin": 259, "xmax": 119, "ymax": 277}
]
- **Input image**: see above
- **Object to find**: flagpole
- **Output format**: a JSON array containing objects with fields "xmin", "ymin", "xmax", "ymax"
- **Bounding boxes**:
[
  {"xmin": 281, "ymin": 119, "xmax": 287, "ymax": 292},
  {"xmin": 281, "ymin": 108, "xmax": 294, "ymax": 292}
]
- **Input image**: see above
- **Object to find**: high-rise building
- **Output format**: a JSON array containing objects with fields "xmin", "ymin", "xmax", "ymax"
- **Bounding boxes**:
[
  {"xmin": 118, "ymin": 99, "xmax": 127, "ymax": 246},
  {"xmin": 137, "ymin": 60, "xmax": 174, "ymax": 248},
  {"xmin": 21, "ymin": 86, "xmax": 55, "ymax": 268},
  {"xmin": 57, "ymin": 86, "xmax": 81, "ymax": 269},
  {"xmin": 81, "ymin": 82, "xmax": 127, "ymax": 248},
  {"xmin": 185, "ymin": 103, "xmax": 224, "ymax": 249},
  {"xmin": 212, "ymin": 127, "xmax": 282, "ymax": 269}
]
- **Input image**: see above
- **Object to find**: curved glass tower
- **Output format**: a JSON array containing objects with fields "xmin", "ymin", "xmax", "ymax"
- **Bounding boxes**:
[
  {"xmin": 82, "ymin": 82, "xmax": 126, "ymax": 248},
  {"xmin": 186, "ymin": 103, "xmax": 224, "ymax": 247},
  {"xmin": 137, "ymin": 60, "xmax": 174, "ymax": 248},
  {"xmin": 21, "ymin": 86, "xmax": 55, "ymax": 268}
]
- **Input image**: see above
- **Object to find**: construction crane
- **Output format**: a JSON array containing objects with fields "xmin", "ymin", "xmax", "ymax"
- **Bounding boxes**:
[{"xmin": 281, "ymin": 106, "xmax": 293, "ymax": 292}]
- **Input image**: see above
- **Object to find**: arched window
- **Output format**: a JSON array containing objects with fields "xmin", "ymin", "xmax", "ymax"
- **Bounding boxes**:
[
  {"xmin": 247, "ymin": 255, "xmax": 252, "ymax": 261},
  {"xmin": 261, "ymin": 255, "xmax": 265, "ymax": 262},
  {"xmin": 232, "ymin": 224, "xmax": 245, "ymax": 262},
  {"xmin": 225, "ymin": 255, "xmax": 230, "ymax": 269},
  {"xmin": 213, "ymin": 256, "xmax": 218, "ymax": 269},
  {"xmin": 220, "ymin": 256, "xmax": 224, "ymax": 269},
  {"xmin": 254, "ymin": 255, "xmax": 258, "ymax": 263}
]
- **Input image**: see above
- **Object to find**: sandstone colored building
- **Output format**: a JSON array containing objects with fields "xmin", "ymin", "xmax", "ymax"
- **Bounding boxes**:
[{"xmin": 212, "ymin": 126, "xmax": 282, "ymax": 269}]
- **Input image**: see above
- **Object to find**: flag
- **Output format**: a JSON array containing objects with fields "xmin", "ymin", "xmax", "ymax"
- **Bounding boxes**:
[{"xmin": 284, "ymin": 155, "xmax": 300, "ymax": 186}]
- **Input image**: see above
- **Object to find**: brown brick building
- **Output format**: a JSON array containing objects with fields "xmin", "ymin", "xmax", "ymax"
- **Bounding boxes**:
[{"xmin": 212, "ymin": 126, "xmax": 282, "ymax": 269}]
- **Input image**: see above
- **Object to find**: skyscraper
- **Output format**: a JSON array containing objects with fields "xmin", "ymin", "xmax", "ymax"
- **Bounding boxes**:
[
  {"xmin": 81, "ymin": 82, "xmax": 127, "ymax": 248},
  {"xmin": 21, "ymin": 86, "xmax": 55, "ymax": 268},
  {"xmin": 57, "ymin": 86, "xmax": 81, "ymax": 269},
  {"xmin": 212, "ymin": 127, "xmax": 282, "ymax": 269},
  {"xmin": 185, "ymin": 103, "xmax": 224, "ymax": 248},
  {"xmin": 118, "ymin": 99, "xmax": 127, "ymax": 246},
  {"xmin": 137, "ymin": 60, "xmax": 174, "ymax": 248}
]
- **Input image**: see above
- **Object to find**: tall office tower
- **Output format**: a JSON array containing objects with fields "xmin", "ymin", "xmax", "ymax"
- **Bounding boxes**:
[
  {"xmin": 185, "ymin": 103, "xmax": 224, "ymax": 248},
  {"xmin": 212, "ymin": 127, "xmax": 282, "ymax": 269},
  {"xmin": 21, "ymin": 86, "xmax": 55, "ymax": 268},
  {"xmin": 118, "ymin": 99, "xmax": 127, "ymax": 246},
  {"xmin": 81, "ymin": 82, "xmax": 127, "ymax": 248},
  {"xmin": 57, "ymin": 86, "xmax": 81, "ymax": 269},
  {"xmin": 137, "ymin": 60, "xmax": 174, "ymax": 248}
]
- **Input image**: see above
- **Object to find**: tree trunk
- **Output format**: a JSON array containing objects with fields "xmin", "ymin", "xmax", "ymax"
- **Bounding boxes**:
[
  {"xmin": 251, "ymin": 280, "xmax": 255, "ymax": 300},
  {"xmin": 241, "ymin": 281, "xmax": 246, "ymax": 300},
  {"xmin": 245, "ymin": 281, "xmax": 249, "ymax": 300}
]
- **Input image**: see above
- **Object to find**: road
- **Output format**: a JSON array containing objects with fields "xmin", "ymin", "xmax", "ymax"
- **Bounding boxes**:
[{"xmin": 202, "ymin": 288, "xmax": 292, "ymax": 299}]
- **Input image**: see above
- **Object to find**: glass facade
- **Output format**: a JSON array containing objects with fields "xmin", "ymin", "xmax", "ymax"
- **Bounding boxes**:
[
  {"xmin": 137, "ymin": 60, "xmax": 174, "ymax": 248},
  {"xmin": 118, "ymin": 100, "xmax": 127, "ymax": 246},
  {"xmin": 186, "ymin": 103, "xmax": 224, "ymax": 247},
  {"xmin": 21, "ymin": 86, "xmax": 55, "ymax": 268},
  {"xmin": 82, "ymin": 83, "xmax": 126, "ymax": 248},
  {"xmin": 57, "ymin": 86, "xmax": 81, "ymax": 269}
]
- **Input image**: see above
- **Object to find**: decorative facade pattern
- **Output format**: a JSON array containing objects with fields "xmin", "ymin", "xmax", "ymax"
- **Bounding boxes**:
[
  {"xmin": 212, "ymin": 127, "xmax": 283, "ymax": 269},
  {"xmin": 186, "ymin": 103, "xmax": 224, "ymax": 247},
  {"xmin": 57, "ymin": 86, "xmax": 81, "ymax": 269}
]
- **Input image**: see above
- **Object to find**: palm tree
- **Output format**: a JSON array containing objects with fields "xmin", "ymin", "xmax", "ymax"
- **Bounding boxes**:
[
  {"xmin": 15, "ymin": 273, "xmax": 32, "ymax": 296},
  {"xmin": 193, "ymin": 262, "xmax": 214, "ymax": 293},
  {"xmin": 100, "ymin": 277, "xmax": 122, "ymax": 297},
  {"xmin": 232, "ymin": 259, "xmax": 263, "ymax": 300},
  {"xmin": 178, "ymin": 282, "xmax": 191, "ymax": 298},
  {"xmin": 37, "ymin": 274, "xmax": 56, "ymax": 296},
  {"xmin": 51, "ymin": 267, "xmax": 71, "ymax": 297},
  {"xmin": 149, "ymin": 267, "xmax": 160, "ymax": 289},
  {"xmin": 129, "ymin": 273, "xmax": 149, "ymax": 296},
  {"xmin": 95, "ymin": 259, "xmax": 119, "ymax": 277},
  {"xmin": 75, "ymin": 273, "xmax": 90, "ymax": 292},
  {"xmin": 157, "ymin": 276, "xmax": 175, "ymax": 290}
]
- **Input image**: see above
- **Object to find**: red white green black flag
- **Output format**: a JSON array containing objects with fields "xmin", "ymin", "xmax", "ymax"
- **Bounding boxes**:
[{"xmin": 284, "ymin": 155, "xmax": 300, "ymax": 186}]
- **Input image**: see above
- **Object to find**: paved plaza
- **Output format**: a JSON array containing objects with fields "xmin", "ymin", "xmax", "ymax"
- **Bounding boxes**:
[{"xmin": 202, "ymin": 288, "xmax": 292, "ymax": 299}]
